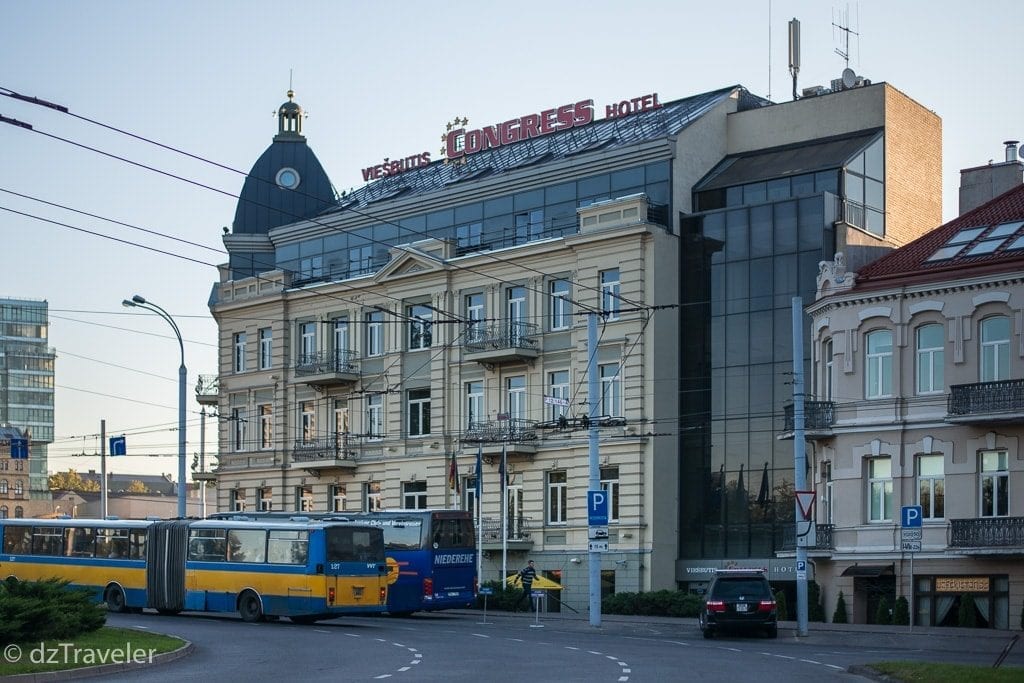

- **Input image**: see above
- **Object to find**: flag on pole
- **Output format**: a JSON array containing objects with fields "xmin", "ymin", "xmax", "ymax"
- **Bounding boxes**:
[{"xmin": 449, "ymin": 455, "xmax": 460, "ymax": 494}]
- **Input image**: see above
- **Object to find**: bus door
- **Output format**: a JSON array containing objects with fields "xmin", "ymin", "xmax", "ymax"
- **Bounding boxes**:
[{"xmin": 147, "ymin": 521, "xmax": 190, "ymax": 613}]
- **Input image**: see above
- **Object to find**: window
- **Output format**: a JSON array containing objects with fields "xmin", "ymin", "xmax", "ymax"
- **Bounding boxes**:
[
  {"xmin": 507, "ymin": 376, "xmax": 526, "ymax": 421},
  {"xmin": 300, "ymin": 322, "xmax": 316, "ymax": 362},
  {"xmin": 259, "ymin": 328, "xmax": 273, "ymax": 369},
  {"xmin": 258, "ymin": 487, "xmax": 273, "ymax": 511},
  {"xmin": 548, "ymin": 370, "xmax": 569, "ymax": 420},
  {"xmin": 228, "ymin": 529, "xmax": 267, "ymax": 563},
  {"xmin": 980, "ymin": 450, "xmax": 1009, "ymax": 517},
  {"xmin": 259, "ymin": 404, "xmax": 273, "ymax": 449},
  {"xmin": 600, "ymin": 269, "xmax": 621, "ymax": 320},
  {"xmin": 364, "ymin": 481, "xmax": 382, "ymax": 512},
  {"xmin": 506, "ymin": 286, "xmax": 527, "ymax": 342},
  {"xmin": 865, "ymin": 330, "xmax": 893, "ymax": 399},
  {"xmin": 233, "ymin": 332, "xmax": 247, "ymax": 372},
  {"xmin": 466, "ymin": 381, "xmax": 483, "ymax": 428},
  {"xmin": 823, "ymin": 338, "xmax": 834, "ymax": 400},
  {"xmin": 599, "ymin": 363, "xmax": 622, "ymax": 416},
  {"xmin": 349, "ymin": 244, "xmax": 373, "ymax": 276},
  {"xmin": 822, "ymin": 461, "xmax": 834, "ymax": 524},
  {"xmin": 465, "ymin": 293, "xmax": 484, "ymax": 343},
  {"xmin": 267, "ymin": 529, "xmax": 308, "ymax": 565},
  {"xmin": 403, "ymin": 481, "xmax": 427, "ymax": 509},
  {"xmin": 600, "ymin": 467, "xmax": 620, "ymax": 523},
  {"xmin": 868, "ymin": 457, "xmax": 893, "ymax": 522},
  {"xmin": 456, "ymin": 222, "xmax": 482, "ymax": 249},
  {"xmin": 917, "ymin": 454, "xmax": 944, "ymax": 519},
  {"xmin": 514, "ymin": 209, "xmax": 544, "ymax": 242},
  {"xmin": 232, "ymin": 407, "xmax": 246, "ymax": 451},
  {"xmin": 408, "ymin": 388, "xmax": 431, "ymax": 437},
  {"xmin": 300, "ymin": 401, "xmax": 316, "ymax": 442},
  {"xmin": 549, "ymin": 279, "xmax": 571, "ymax": 330},
  {"xmin": 366, "ymin": 394, "xmax": 384, "ymax": 440},
  {"xmin": 407, "ymin": 304, "xmax": 433, "ymax": 350},
  {"xmin": 296, "ymin": 485, "xmax": 314, "ymax": 512},
  {"xmin": 299, "ymin": 255, "xmax": 322, "ymax": 280},
  {"xmin": 14, "ymin": 506, "xmax": 22, "ymax": 518},
  {"xmin": 231, "ymin": 488, "xmax": 247, "ymax": 512},
  {"xmin": 916, "ymin": 324, "xmax": 944, "ymax": 394},
  {"xmin": 333, "ymin": 318, "xmax": 350, "ymax": 363},
  {"xmin": 981, "ymin": 316, "xmax": 1010, "ymax": 382},
  {"xmin": 334, "ymin": 401, "xmax": 349, "ymax": 439},
  {"xmin": 547, "ymin": 471, "xmax": 567, "ymax": 524},
  {"xmin": 463, "ymin": 478, "xmax": 477, "ymax": 513},
  {"xmin": 365, "ymin": 311, "xmax": 383, "ymax": 356},
  {"xmin": 0, "ymin": 506, "xmax": 6, "ymax": 519},
  {"xmin": 331, "ymin": 484, "xmax": 346, "ymax": 513},
  {"xmin": 0, "ymin": 480, "xmax": 6, "ymax": 494},
  {"xmin": 13, "ymin": 481, "xmax": 21, "ymax": 496}
]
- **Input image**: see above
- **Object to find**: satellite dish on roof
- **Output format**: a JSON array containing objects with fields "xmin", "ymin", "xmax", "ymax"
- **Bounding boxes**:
[{"xmin": 841, "ymin": 68, "xmax": 857, "ymax": 89}]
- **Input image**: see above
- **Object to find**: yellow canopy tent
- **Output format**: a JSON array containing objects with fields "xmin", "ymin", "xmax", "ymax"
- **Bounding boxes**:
[{"xmin": 506, "ymin": 574, "xmax": 562, "ymax": 590}]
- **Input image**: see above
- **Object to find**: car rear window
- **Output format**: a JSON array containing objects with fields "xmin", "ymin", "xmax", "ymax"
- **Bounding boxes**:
[{"xmin": 713, "ymin": 578, "xmax": 770, "ymax": 598}]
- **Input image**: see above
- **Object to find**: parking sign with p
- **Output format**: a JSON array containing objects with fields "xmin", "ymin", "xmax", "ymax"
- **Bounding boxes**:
[
  {"xmin": 587, "ymin": 490, "xmax": 608, "ymax": 526},
  {"xmin": 901, "ymin": 505, "xmax": 922, "ymax": 528}
]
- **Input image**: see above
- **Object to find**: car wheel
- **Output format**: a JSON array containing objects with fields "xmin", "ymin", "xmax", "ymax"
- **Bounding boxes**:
[{"xmin": 238, "ymin": 591, "xmax": 264, "ymax": 623}]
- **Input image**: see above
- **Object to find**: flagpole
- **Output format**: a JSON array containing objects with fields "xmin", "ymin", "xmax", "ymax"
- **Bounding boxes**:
[
  {"xmin": 476, "ymin": 445, "xmax": 483, "ymax": 587},
  {"xmin": 500, "ymin": 442, "xmax": 507, "ymax": 589}
]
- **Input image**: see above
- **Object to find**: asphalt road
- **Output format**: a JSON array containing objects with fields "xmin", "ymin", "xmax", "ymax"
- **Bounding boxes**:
[{"xmin": 99, "ymin": 609, "xmax": 1024, "ymax": 682}]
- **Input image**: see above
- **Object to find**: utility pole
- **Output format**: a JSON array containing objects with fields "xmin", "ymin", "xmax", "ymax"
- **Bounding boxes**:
[
  {"xmin": 587, "ymin": 311, "xmax": 601, "ymax": 628},
  {"xmin": 200, "ymin": 407, "xmax": 207, "ymax": 519},
  {"xmin": 792, "ymin": 297, "xmax": 809, "ymax": 637},
  {"xmin": 100, "ymin": 419, "xmax": 108, "ymax": 518}
]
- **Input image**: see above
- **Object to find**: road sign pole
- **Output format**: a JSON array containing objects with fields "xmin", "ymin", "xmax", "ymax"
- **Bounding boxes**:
[
  {"xmin": 587, "ymin": 312, "xmax": 601, "ymax": 628},
  {"xmin": 792, "ymin": 298, "xmax": 808, "ymax": 637},
  {"xmin": 909, "ymin": 553, "xmax": 914, "ymax": 634}
]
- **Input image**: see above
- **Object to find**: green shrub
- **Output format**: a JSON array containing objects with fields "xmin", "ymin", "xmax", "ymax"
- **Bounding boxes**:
[
  {"xmin": 1020, "ymin": 599, "xmax": 1023, "ymax": 631},
  {"xmin": 0, "ymin": 577, "xmax": 105, "ymax": 645},
  {"xmin": 875, "ymin": 596, "xmax": 892, "ymax": 625},
  {"xmin": 773, "ymin": 590, "xmax": 788, "ymax": 621},
  {"xmin": 832, "ymin": 590, "xmax": 848, "ymax": 623},
  {"xmin": 958, "ymin": 594, "xmax": 978, "ymax": 628},
  {"xmin": 474, "ymin": 580, "xmax": 525, "ymax": 611},
  {"xmin": 601, "ymin": 590, "xmax": 702, "ymax": 617},
  {"xmin": 893, "ymin": 596, "xmax": 910, "ymax": 626},
  {"xmin": 807, "ymin": 581, "xmax": 825, "ymax": 622}
]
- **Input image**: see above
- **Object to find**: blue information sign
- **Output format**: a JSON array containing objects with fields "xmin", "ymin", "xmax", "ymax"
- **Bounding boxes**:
[
  {"xmin": 901, "ymin": 505, "xmax": 922, "ymax": 528},
  {"xmin": 587, "ymin": 490, "xmax": 609, "ymax": 526},
  {"xmin": 109, "ymin": 436, "xmax": 127, "ymax": 456}
]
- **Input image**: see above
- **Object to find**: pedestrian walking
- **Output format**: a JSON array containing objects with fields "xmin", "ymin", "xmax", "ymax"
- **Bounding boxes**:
[{"xmin": 514, "ymin": 559, "xmax": 537, "ymax": 611}]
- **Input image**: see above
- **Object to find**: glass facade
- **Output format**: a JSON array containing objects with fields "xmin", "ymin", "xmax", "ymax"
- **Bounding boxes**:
[
  {"xmin": 275, "ymin": 162, "xmax": 670, "ymax": 282},
  {"xmin": 680, "ymin": 193, "xmax": 835, "ymax": 559}
]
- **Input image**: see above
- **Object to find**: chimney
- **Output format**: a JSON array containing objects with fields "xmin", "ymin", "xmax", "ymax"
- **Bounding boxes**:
[
  {"xmin": 1005, "ymin": 140, "xmax": 1019, "ymax": 163},
  {"xmin": 959, "ymin": 140, "xmax": 1024, "ymax": 215}
]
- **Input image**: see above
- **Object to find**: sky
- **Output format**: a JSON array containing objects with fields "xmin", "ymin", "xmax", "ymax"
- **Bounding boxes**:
[{"xmin": 2, "ymin": 0, "xmax": 1022, "ymax": 482}]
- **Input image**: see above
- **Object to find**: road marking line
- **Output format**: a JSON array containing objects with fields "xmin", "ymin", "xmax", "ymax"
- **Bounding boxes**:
[
  {"xmin": 314, "ymin": 629, "xmax": 330, "ymax": 634},
  {"xmin": 565, "ymin": 646, "xmax": 579, "ymax": 650},
  {"xmin": 799, "ymin": 659, "xmax": 820, "ymax": 665},
  {"xmin": 607, "ymin": 655, "xmax": 618, "ymax": 660},
  {"xmin": 472, "ymin": 634, "xmax": 490, "ymax": 638},
  {"xmin": 414, "ymin": 654, "xmax": 422, "ymax": 658},
  {"xmin": 398, "ymin": 667, "xmax": 410, "ymax": 672},
  {"xmin": 588, "ymin": 650, "xmax": 603, "ymax": 655},
  {"xmin": 618, "ymin": 677, "xmax": 628, "ymax": 682},
  {"xmin": 345, "ymin": 633, "xmax": 360, "ymax": 638},
  {"xmin": 622, "ymin": 668, "xmax": 631, "ymax": 673},
  {"xmin": 826, "ymin": 664, "xmax": 844, "ymax": 670},
  {"xmin": 773, "ymin": 654, "xmax": 795, "ymax": 660},
  {"xmin": 373, "ymin": 676, "xmax": 391, "ymax": 680}
]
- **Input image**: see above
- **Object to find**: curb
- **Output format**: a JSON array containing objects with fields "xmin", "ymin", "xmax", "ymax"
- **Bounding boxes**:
[
  {"xmin": 1, "ymin": 640, "xmax": 194, "ymax": 682},
  {"xmin": 847, "ymin": 665, "xmax": 901, "ymax": 682}
]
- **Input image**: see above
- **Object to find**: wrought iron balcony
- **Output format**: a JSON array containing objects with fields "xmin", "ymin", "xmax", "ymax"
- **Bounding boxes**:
[
  {"xmin": 293, "ymin": 350, "xmax": 360, "ymax": 386},
  {"xmin": 462, "ymin": 322, "xmax": 539, "ymax": 364},
  {"xmin": 195, "ymin": 374, "xmax": 219, "ymax": 406},
  {"xmin": 480, "ymin": 515, "xmax": 534, "ymax": 548},
  {"xmin": 781, "ymin": 401, "xmax": 836, "ymax": 438},
  {"xmin": 781, "ymin": 523, "xmax": 834, "ymax": 551},
  {"xmin": 290, "ymin": 433, "xmax": 358, "ymax": 470},
  {"xmin": 949, "ymin": 517, "xmax": 1024, "ymax": 550},
  {"xmin": 947, "ymin": 380, "xmax": 1024, "ymax": 424},
  {"xmin": 462, "ymin": 418, "xmax": 538, "ymax": 458}
]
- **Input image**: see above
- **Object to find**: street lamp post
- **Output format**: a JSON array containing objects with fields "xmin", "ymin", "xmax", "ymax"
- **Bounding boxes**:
[{"xmin": 123, "ymin": 294, "xmax": 187, "ymax": 518}]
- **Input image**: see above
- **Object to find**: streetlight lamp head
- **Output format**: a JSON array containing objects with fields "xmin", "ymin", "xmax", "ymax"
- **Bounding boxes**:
[
  {"xmin": 131, "ymin": 294, "xmax": 147, "ymax": 304},
  {"xmin": 121, "ymin": 299, "xmax": 136, "ymax": 308}
]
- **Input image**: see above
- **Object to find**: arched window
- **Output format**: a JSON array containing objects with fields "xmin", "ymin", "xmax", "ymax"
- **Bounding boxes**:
[
  {"xmin": 980, "ymin": 316, "xmax": 1010, "ymax": 382},
  {"xmin": 14, "ymin": 506, "xmax": 23, "ymax": 518},
  {"xmin": 14, "ymin": 481, "xmax": 23, "ymax": 495},
  {"xmin": 865, "ymin": 330, "xmax": 893, "ymax": 399},
  {"xmin": 0, "ymin": 506, "xmax": 7, "ymax": 519},
  {"xmin": 0, "ymin": 479, "xmax": 7, "ymax": 494},
  {"xmin": 823, "ymin": 338, "xmax": 834, "ymax": 400},
  {"xmin": 916, "ymin": 323, "xmax": 944, "ymax": 394}
]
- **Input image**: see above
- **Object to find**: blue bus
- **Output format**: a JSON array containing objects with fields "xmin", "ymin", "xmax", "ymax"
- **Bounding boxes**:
[
  {"xmin": 0, "ymin": 518, "xmax": 389, "ymax": 623},
  {"xmin": 212, "ymin": 509, "xmax": 477, "ymax": 615}
]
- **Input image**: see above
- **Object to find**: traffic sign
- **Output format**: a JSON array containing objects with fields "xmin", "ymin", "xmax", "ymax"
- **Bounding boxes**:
[
  {"xmin": 543, "ymin": 395, "xmax": 569, "ymax": 407},
  {"xmin": 587, "ymin": 490, "xmax": 609, "ymax": 526},
  {"xmin": 479, "ymin": 587, "xmax": 494, "ymax": 596},
  {"xmin": 901, "ymin": 540, "xmax": 922, "ymax": 552},
  {"xmin": 901, "ymin": 505, "xmax": 922, "ymax": 528},
  {"xmin": 795, "ymin": 491, "xmax": 816, "ymax": 520},
  {"xmin": 588, "ymin": 526, "xmax": 609, "ymax": 540},
  {"xmin": 796, "ymin": 559, "xmax": 807, "ymax": 580},
  {"xmin": 109, "ymin": 435, "xmax": 126, "ymax": 456},
  {"xmin": 795, "ymin": 520, "xmax": 817, "ymax": 547},
  {"xmin": 900, "ymin": 528, "xmax": 922, "ymax": 541},
  {"xmin": 588, "ymin": 540, "xmax": 608, "ymax": 553}
]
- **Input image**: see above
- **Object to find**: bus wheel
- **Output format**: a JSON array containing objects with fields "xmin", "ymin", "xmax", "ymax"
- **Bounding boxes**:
[
  {"xmin": 105, "ymin": 585, "xmax": 127, "ymax": 613},
  {"xmin": 238, "ymin": 591, "xmax": 264, "ymax": 623}
]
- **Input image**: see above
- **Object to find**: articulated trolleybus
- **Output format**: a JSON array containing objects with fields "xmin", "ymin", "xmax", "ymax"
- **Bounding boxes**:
[
  {"xmin": 0, "ymin": 517, "xmax": 389, "ymax": 623},
  {"xmin": 213, "ymin": 509, "xmax": 477, "ymax": 615}
]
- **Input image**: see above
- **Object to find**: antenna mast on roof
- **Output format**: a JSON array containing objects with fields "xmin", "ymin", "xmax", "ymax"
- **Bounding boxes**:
[
  {"xmin": 788, "ymin": 18, "xmax": 800, "ymax": 101},
  {"xmin": 832, "ymin": 4, "xmax": 859, "ymax": 70}
]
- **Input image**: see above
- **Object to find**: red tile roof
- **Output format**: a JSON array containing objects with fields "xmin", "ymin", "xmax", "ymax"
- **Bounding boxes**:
[{"xmin": 854, "ymin": 183, "xmax": 1024, "ymax": 291}]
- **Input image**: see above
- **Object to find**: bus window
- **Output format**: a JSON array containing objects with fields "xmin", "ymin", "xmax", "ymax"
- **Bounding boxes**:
[
  {"xmin": 188, "ymin": 529, "xmax": 227, "ymax": 561},
  {"xmin": 65, "ymin": 527, "xmax": 96, "ymax": 557},
  {"xmin": 326, "ymin": 528, "xmax": 355, "ymax": 562},
  {"xmin": 227, "ymin": 529, "xmax": 267, "ymax": 563},
  {"xmin": 129, "ymin": 529, "xmax": 147, "ymax": 559},
  {"xmin": 267, "ymin": 529, "xmax": 307, "ymax": 565},
  {"xmin": 432, "ymin": 518, "xmax": 475, "ymax": 549},
  {"xmin": 350, "ymin": 529, "xmax": 383, "ymax": 562},
  {"xmin": 3, "ymin": 526, "xmax": 31, "ymax": 555},
  {"xmin": 108, "ymin": 529, "xmax": 131, "ymax": 559},
  {"xmin": 32, "ymin": 526, "xmax": 63, "ymax": 556}
]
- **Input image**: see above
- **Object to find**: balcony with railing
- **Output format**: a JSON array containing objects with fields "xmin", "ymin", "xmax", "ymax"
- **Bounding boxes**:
[
  {"xmin": 290, "ymin": 432, "xmax": 358, "ymax": 471},
  {"xmin": 292, "ymin": 350, "xmax": 360, "ymax": 387},
  {"xmin": 462, "ymin": 322, "xmax": 539, "ymax": 365},
  {"xmin": 779, "ymin": 401, "xmax": 836, "ymax": 439},
  {"xmin": 480, "ymin": 515, "xmax": 534, "ymax": 550},
  {"xmin": 949, "ymin": 517, "xmax": 1024, "ymax": 553},
  {"xmin": 195, "ymin": 374, "xmax": 219, "ymax": 406},
  {"xmin": 461, "ymin": 418, "xmax": 538, "ymax": 458},
  {"xmin": 780, "ymin": 523, "xmax": 835, "ymax": 552},
  {"xmin": 947, "ymin": 380, "xmax": 1024, "ymax": 424}
]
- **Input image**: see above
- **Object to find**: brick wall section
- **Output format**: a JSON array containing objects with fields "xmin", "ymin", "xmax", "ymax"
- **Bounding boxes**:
[{"xmin": 884, "ymin": 85, "xmax": 942, "ymax": 246}]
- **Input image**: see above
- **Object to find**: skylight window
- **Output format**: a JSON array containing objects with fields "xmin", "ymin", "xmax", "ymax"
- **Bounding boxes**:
[
  {"xmin": 946, "ymin": 227, "xmax": 986, "ymax": 245},
  {"xmin": 988, "ymin": 220, "xmax": 1024, "ymax": 238},
  {"xmin": 926, "ymin": 245, "xmax": 965, "ymax": 262},
  {"xmin": 964, "ymin": 239, "xmax": 1005, "ymax": 257},
  {"xmin": 1004, "ymin": 235, "xmax": 1024, "ymax": 252}
]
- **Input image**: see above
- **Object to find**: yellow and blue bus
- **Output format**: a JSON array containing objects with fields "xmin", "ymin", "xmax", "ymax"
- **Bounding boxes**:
[
  {"xmin": 212, "ymin": 509, "xmax": 476, "ymax": 615},
  {"xmin": 0, "ymin": 517, "xmax": 389, "ymax": 623}
]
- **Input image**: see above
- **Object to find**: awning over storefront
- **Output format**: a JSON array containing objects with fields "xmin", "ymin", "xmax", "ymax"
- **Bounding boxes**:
[
  {"xmin": 840, "ymin": 563, "xmax": 894, "ymax": 577},
  {"xmin": 506, "ymin": 574, "xmax": 562, "ymax": 590}
]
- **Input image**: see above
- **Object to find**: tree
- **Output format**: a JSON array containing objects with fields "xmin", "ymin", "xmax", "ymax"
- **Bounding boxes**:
[
  {"xmin": 832, "ymin": 591, "xmax": 848, "ymax": 623},
  {"xmin": 48, "ymin": 469, "xmax": 99, "ymax": 493},
  {"xmin": 893, "ymin": 596, "xmax": 910, "ymax": 626},
  {"xmin": 774, "ymin": 590, "xmax": 788, "ymax": 621},
  {"xmin": 124, "ymin": 480, "xmax": 149, "ymax": 494},
  {"xmin": 875, "ymin": 596, "xmax": 892, "ymax": 625},
  {"xmin": 808, "ymin": 581, "xmax": 825, "ymax": 622}
]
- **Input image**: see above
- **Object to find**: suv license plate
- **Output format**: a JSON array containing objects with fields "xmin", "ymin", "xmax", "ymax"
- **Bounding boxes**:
[{"xmin": 735, "ymin": 603, "xmax": 749, "ymax": 612}]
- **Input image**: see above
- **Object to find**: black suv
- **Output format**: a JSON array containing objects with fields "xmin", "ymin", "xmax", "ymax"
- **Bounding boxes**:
[{"xmin": 698, "ymin": 569, "xmax": 777, "ymax": 638}]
